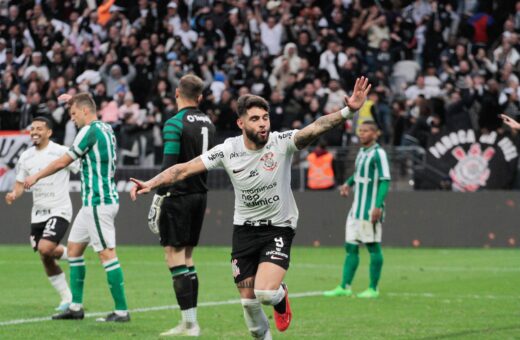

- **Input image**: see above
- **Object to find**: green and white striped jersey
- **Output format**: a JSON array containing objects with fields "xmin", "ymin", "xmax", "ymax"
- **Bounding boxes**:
[
  {"xmin": 66, "ymin": 121, "xmax": 119, "ymax": 206},
  {"xmin": 350, "ymin": 143, "xmax": 390, "ymax": 221}
]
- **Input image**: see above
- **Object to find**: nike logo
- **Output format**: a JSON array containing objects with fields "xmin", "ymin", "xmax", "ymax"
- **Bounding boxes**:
[
  {"xmin": 232, "ymin": 168, "xmax": 245, "ymax": 174},
  {"xmin": 270, "ymin": 256, "xmax": 283, "ymax": 260}
]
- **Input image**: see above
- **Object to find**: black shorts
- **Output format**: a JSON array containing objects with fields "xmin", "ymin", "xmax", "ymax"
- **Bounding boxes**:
[
  {"xmin": 231, "ymin": 224, "xmax": 295, "ymax": 284},
  {"xmin": 159, "ymin": 193, "xmax": 207, "ymax": 247},
  {"xmin": 30, "ymin": 216, "xmax": 69, "ymax": 251}
]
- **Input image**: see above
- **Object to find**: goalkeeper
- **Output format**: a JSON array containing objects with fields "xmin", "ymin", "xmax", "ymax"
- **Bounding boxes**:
[{"xmin": 149, "ymin": 74, "xmax": 216, "ymax": 336}]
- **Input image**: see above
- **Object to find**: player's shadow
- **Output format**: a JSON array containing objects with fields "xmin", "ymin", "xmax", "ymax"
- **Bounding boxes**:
[{"xmin": 417, "ymin": 325, "xmax": 520, "ymax": 339}]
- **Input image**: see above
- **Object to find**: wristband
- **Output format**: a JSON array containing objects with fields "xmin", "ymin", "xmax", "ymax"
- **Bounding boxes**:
[{"xmin": 340, "ymin": 106, "xmax": 353, "ymax": 119}]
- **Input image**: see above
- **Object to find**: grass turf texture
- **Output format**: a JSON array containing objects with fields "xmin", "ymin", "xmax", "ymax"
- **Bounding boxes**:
[{"xmin": 0, "ymin": 246, "xmax": 518, "ymax": 339}]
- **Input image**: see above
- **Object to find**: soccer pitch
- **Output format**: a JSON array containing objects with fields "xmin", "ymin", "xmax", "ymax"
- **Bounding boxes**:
[{"xmin": 0, "ymin": 246, "xmax": 518, "ymax": 339}]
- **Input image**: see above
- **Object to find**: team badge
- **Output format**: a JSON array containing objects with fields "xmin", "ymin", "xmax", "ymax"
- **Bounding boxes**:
[
  {"xmin": 449, "ymin": 144, "xmax": 495, "ymax": 192},
  {"xmin": 260, "ymin": 152, "xmax": 277, "ymax": 171},
  {"xmin": 231, "ymin": 259, "xmax": 240, "ymax": 278}
]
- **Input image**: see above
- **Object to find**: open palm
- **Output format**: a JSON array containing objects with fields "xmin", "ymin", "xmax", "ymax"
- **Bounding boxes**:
[{"xmin": 345, "ymin": 77, "xmax": 371, "ymax": 111}]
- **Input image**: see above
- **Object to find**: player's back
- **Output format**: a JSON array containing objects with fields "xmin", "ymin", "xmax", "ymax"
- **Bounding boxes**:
[
  {"xmin": 163, "ymin": 107, "xmax": 216, "ymax": 196},
  {"xmin": 76, "ymin": 121, "xmax": 119, "ymax": 206}
]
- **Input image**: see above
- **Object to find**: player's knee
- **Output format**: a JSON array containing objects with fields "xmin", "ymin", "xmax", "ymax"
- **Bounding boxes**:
[
  {"xmin": 254, "ymin": 289, "xmax": 278, "ymax": 305},
  {"xmin": 38, "ymin": 244, "xmax": 55, "ymax": 257}
]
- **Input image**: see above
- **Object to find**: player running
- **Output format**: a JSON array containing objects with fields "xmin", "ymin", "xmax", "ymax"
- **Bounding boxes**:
[
  {"xmin": 131, "ymin": 77, "xmax": 371, "ymax": 338},
  {"xmin": 5, "ymin": 117, "xmax": 77, "ymax": 311}
]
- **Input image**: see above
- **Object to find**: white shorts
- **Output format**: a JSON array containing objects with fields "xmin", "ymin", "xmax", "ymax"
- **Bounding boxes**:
[
  {"xmin": 68, "ymin": 204, "xmax": 119, "ymax": 252},
  {"xmin": 345, "ymin": 215, "xmax": 382, "ymax": 244}
]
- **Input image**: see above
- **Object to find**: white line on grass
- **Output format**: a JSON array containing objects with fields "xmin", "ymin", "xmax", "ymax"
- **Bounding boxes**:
[
  {"xmin": 0, "ymin": 291, "xmax": 323, "ymax": 327},
  {"xmin": 2, "ymin": 290, "xmax": 519, "ymax": 327}
]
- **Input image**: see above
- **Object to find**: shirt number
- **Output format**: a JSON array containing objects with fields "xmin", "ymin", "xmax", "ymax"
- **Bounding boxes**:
[{"xmin": 201, "ymin": 127, "xmax": 209, "ymax": 153}]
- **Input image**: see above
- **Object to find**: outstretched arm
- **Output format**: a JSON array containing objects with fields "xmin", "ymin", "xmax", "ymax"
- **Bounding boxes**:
[
  {"xmin": 130, "ymin": 157, "xmax": 207, "ymax": 200},
  {"xmin": 24, "ymin": 154, "xmax": 74, "ymax": 189},
  {"xmin": 294, "ymin": 77, "xmax": 371, "ymax": 150}
]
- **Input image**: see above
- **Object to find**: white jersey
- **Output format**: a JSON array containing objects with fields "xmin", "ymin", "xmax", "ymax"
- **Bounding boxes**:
[
  {"xmin": 201, "ymin": 130, "xmax": 299, "ymax": 229},
  {"xmin": 15, "ymin": 141, "xmax": 79, "ymax": 223}
]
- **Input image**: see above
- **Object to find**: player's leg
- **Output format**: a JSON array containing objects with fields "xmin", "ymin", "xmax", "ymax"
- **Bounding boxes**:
[
  {"xmin": 52, "ymin": 241, "xmax": 88, "ymax": 320},
  {"xmin": 357, "ymin": 222, "xmax": 383, "ymax": 298},
  {"xmin": 233, "ymin": 225, "xmax": 271, "ymax": 339},
  {"xmin": 255, "ymin": 226, "xmax": 295, "ymax": 332},
  {"xmin": 238, "ymin": 277, "xmax": 272, "ymax": 340},
  {"xmin": 159, "ymin": 195, "xmax": 199, "ymax": 336},
  {"xmin": 37, "ymin": 217, "xmax": 73, "ymax": 310},
  {"xmin": 325, "ymin": 217, "xmax": 359, "ymax": 297},
  {"xmin": 91, "ymin": 204, "xmax": 130, "ymax": 322}
]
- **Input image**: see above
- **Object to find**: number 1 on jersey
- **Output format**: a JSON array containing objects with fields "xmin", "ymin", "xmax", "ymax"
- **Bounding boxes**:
[{"xmin": 201, "ymin": 127, "xmax": 209, "ymax": 153}]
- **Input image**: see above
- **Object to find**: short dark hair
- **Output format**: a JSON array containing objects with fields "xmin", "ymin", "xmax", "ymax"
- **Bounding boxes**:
[
  {"xmin": 70, "ymin": 92, "xmax": 97, "ymax": 114},
  {"xmin": 32, "ymin": 116, "xmax": 53, "ymax": 129},
  {"xmin": 361, "ymin": 120, "xmax": 379, "ymax": 131},
  {"xmin": 178, "ymin": 74, "xmax": 204, "ymax": 101},
  {"xmin": 236, "ymin": 94, "xmax": 270, "ymax": 117}
]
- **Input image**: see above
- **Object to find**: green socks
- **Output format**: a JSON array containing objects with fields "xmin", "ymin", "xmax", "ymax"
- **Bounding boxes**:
[
  {"xmin": 69, "ymin": 257, "xmax": 86, "ymax": 305},
  {"xmin": 104, "ymin": 258, "xmax": 128, "ymax": 311},
  {"xmin": 341, "ymin": 243, "xmax": 360, "ymax": 289},
  {"xmin": 366, "ymin": 243, "xmax": 383, "ymax": 290}
]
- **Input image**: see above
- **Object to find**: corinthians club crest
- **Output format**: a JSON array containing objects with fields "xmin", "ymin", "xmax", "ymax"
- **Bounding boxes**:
[
  {"xmin": 449, "ymin": 143, "xmax": 495, "ymax": 192},
  {"xmin": 260, "ymin": 151, "xmax": 277, "ymax": 171}
]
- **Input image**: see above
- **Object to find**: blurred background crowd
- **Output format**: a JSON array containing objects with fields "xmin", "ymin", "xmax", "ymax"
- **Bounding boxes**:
[{"xmin": 0, "ymin": 0, "xmax": 519, "ymax": 167}]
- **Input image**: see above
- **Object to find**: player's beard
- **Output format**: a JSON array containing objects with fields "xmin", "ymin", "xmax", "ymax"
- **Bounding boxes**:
[{"xmin": 245, "ymin": 126, "xmax": 269, "ymax": 147}]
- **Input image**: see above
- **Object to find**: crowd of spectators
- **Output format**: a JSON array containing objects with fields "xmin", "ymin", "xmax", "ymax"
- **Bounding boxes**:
[{"xmin": 0, "ymin": 0, "xmax": 519, "ymax": 165}]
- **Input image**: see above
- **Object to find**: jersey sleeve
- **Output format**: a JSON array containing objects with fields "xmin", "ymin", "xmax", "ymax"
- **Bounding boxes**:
[
  {"xmin": 162, "ymin": 117, "xmax": 183, "ymax": 155},
  {"xmin": 67, "ymin": 126, "xmax": 95, "ymax": 160},
  {"xmin": 276, "ymin": 130, "xmax": 299, "ymax": 154},
  {"xmin": 15, "ymin": 154, "xmax": 29, "ymax": 182},
  {"xmin": 200, "ymin": 143, "xmax": 226, "ymax": 170},
  {"xmin": 375, "ymin": 148, "xmax": 391, "ymax": 180}
]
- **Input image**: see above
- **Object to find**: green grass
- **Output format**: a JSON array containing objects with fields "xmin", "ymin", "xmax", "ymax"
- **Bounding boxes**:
[{"xmin": 0, "ymin": 246, "xmax": 519, "ymax": 339}]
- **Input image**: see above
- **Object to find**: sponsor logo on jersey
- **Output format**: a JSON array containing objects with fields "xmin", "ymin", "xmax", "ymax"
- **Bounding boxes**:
[
  {"xmin": 186, "ymin": 114, "xmax": 212, "ymax": 124},
  {"xmin": 278, "ymin": 131, "xmax": 293, "ymax": 140},
  {"xmin": 207, "ymin": 151, "xmax": 224, "ymax": 161},
  {"xmin": 232, "ymin": 168, "xmax": 245, "ymax": 174},
  {"xmin": 249, "ymin": 169, "xmax": 259, "ymax": 178},
  {"xmin": 260, "ymin": 151, "xmax": 277, "ymax": 171},
  {"xmin": 244, "ymin": 194, "xmax": 280, "ymax": 207},
  {"xmin": 230, "ymin": 151, "xmax": 247, "ymax": 159}
]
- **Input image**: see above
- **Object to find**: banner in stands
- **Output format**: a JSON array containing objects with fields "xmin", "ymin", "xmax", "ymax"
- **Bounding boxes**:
[
  {"xmin": 427, "ymin": 129, "xmax": 518, "ymax": 191},
  {"xmin": 0, "ymin": 132, "xmax": 31, "ymax": 191}
]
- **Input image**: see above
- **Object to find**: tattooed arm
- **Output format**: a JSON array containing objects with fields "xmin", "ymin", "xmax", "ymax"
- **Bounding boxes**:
[
  {"xmin": 130, "ymin": 157, "xmax": 207, "ymax": 200},
  {"xmin": 293, "ymin": 77, "xmax": 371, "ymax": 150}
]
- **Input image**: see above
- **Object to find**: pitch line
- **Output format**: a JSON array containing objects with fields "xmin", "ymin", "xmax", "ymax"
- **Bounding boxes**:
[
  {"xmin": 0, "ymin": 291, "xmax": 322, "ymax": 327},
  {"xmin": 1, "ymin": 290, "xmax": 518, "ymax": 327}
]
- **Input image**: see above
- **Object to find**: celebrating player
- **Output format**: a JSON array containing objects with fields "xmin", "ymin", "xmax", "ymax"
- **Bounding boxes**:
[
  {"xmin": 324, "ymin": 120, "xmax": 390, "ymax": 298},
  {"xmin": 130, "ymin": 77, "xmax": 371, "ymax": 338},
  {"xmin": 24, "ymin": 93, "xmax": 130, "ymax": 322},
  {"xmin": 149, "ymin": 74, "xmax": 216, "ymax": 336},
  {"xmin": 5, "ymin": 117, "xmax": 77, "ymax": 312}
]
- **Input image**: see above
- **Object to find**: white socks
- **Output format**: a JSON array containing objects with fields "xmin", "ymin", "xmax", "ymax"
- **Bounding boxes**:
[
  {"xmin": 48, "ymin": 272, "xmax": 72, "ymax": 303},
  {"xmin": 241, "ymin": 298, "xmax": 270, "ymax": 339},
  {"xmin": 181, "ymin": 307, "xmax": 197, "ymax": 324}
]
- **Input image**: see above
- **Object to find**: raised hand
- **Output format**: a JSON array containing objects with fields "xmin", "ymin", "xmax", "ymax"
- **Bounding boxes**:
[
  {"xmin": 345, "ymin": 76, "xmax": 371, "ymax": 111},
  {"xmin": 57, "ymin": 94, "xmax": 73, "ymax": 104},
  {"xmin": 500, "ymin": 114, "xmax": 520, "ymax": 130}
]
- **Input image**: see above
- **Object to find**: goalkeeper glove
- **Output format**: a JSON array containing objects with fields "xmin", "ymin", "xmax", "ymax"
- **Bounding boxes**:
[{"xmin": 148, "ymin": 194, "xmax": 165, "ymax": 234}]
